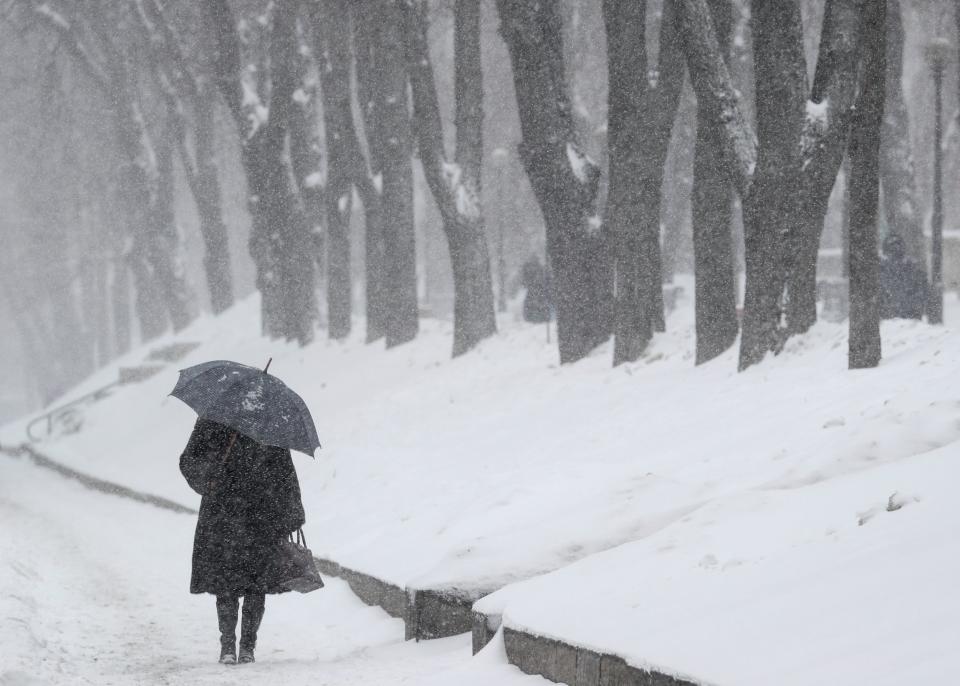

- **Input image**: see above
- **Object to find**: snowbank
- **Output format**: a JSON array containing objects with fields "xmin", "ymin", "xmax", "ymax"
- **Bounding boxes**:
[
  {"xmin": 477, "ymin": 443, "xmax": 960, "ymax": 685},
  {"xmin": 4, "ymin": 283, "xmax": 959, "ymax": 683}
]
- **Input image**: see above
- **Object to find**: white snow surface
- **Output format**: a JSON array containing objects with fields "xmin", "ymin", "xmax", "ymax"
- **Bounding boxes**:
[
  {"xmin": 805, "ymin": 98, "xmax": 829, "ymax": 126},
  {"xmin": 2, "ymin": 282, "xmax": 959, "ymax": 683},
  {"xmin": 565, "ymin": 142, "xmax": 594, "ymax": 184},
  {"xmin": 477, "ymin": 443, "xmax": 960, "ymax": 685},
  {"xmin": 0, "ymin": 457, "xmax": 540, "ymax": 685}
]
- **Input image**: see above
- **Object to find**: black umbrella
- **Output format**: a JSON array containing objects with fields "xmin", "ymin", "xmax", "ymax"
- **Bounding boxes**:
[{"xmin": 170, "ymin": 358, "xmax": 321, "ymax": 457}]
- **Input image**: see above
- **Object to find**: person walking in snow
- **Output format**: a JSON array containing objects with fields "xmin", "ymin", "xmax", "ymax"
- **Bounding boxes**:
[
  {"xmin": 180, "ymin": 417, "xmax": 306, "ymax": 665},
  {"xmin": 879, "ymin": 232, "xmax": 927, "ymax": 320},
  {"xmin": 521, "ymin": 254, "xmax": 552, "ymax": 323}
]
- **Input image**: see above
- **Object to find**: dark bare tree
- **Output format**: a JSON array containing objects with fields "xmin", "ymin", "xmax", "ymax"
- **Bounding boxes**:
[
  {"xmin": 496, "ymin": 0, "xmax": 611, "ymax": 364},
  {"xmin": 352, "ymin": 0, "xmax": 418, "ymax": 348},
  {"xmin": 691, "ymin": 0, "xmax": 738, "ymax": 364},
  {"xmin": 401, "ymin": 0, "xmax": 497, "ymax": 356},
  {"xmin": 131, "ymin": 0, "xmax": 235, "ymax": 315},
  {"xmin": 350, "ymin": 0, "xmax": 390, "ymax": 343},
  {"xmin": 289, "ymin": 19, "xmax": 327, "ymax": 314},
  {"xmin": 306, "ymin": 0, "xmax": 377, "ymax": 341},
  {"xmin": 677, "ymin": 0, "xmax": 877, "ymax": 369},
  {"xmin": 848, "ymin": 0, "xmax": 886, "ymax": 369},
  {"xmin": 203, "ymin": 0, "xmax": 317, "ymax": 344},
  {"xmin": 879, "ymin": 0, "xmax": 927, "ymax": 270},
  {"xmin": 26, "ymin": 0, "xmax": 196, "ymax": 341},
  {"xmin": 603, "ymin": 0, "xmax": 685, "ymax": 364}
]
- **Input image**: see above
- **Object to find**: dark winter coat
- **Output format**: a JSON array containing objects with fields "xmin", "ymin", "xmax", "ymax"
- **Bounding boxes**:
[{"xmin": 180, "ymin": 418, "xmax": 306, "ymax": 596}]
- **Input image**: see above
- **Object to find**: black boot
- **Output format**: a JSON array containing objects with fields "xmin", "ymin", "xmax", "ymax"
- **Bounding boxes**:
[
  {"xmin": 238, "ymin": 594, "xmax": 265, "ymax": 664},
  {"xmin": 216, "ymin": 595, "xmax": 239, "ymax": 665}
]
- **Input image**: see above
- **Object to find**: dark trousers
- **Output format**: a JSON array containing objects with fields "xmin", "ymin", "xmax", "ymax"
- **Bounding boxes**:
[{"xmin": 216, "ymin": 593, "xmax": 265, "ymax": 650}]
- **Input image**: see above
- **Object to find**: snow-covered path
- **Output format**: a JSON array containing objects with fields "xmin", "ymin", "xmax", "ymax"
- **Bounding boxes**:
[{"xmin": 0, "ymin": 456, "xmax": 528, "ymax": 686}]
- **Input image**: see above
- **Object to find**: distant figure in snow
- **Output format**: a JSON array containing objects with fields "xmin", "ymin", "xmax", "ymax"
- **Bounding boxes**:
[
  {"xmin": 879, "ymin": 233, "xmax": 927, "ymax": 320},
  {"xmin": 521, "ymin": 255, "xmax": 552, "ymax": 323},
  {"xmin": 180, "ymin": 418, "xmax": 305, "ymax": 666}
]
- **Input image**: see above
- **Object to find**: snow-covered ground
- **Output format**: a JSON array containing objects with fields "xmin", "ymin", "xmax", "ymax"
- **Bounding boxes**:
[
  {"xmin": 2, "ymin": 281, "xmax": 958, "ymax": 683},
  {"xmin": 478, "ymin": 440, "xmax": 960, "ymax": 685},
  {"xmin": 0, "ymin": 455, "xmax": 544, "ymax": 685}
]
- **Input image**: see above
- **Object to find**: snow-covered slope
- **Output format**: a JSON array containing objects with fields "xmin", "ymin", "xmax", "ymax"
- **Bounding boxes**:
[
  {"xmin": 477, "ymin": 441, "xmax": 960, "ymax": 685},
  {"xmin": 0, "ymin": 453, "xmax": 547, "ymax": 685},
  {"xmin": 3, "ymin": 284, "xmax": 958, "ymax": 683}
]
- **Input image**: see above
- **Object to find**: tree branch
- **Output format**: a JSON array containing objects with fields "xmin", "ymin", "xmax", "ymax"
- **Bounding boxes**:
[{"xmin": 400, "ymin": 0, "xmax": 458, "ymax": 219}]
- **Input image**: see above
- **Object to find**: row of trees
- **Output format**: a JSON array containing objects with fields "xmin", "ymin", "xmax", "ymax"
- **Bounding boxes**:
[{"xmin": 1, "ymin": 0, "xmax": 954, "ymax": 406}]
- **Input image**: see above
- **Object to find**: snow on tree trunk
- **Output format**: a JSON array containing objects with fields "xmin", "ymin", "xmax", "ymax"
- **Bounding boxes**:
[
  {"xmin": 134, "ymin": 0, "xmax": 234, "ymax": 317},
  {"xmin": 289, "ymin": 33, "xmax": 328, "ymax": 323},
  {"xmin": 848, "ymin": 0, "xmax": 885, "ymax": 369},
  {"xmin": 496, "ymin": 0, "xmax": 612, "ymax": 365},
  {"xmin": 402, "ymin": 0, "xmax": 496, "ymax": 357},
  {"xmin": 204, "ymin": 0, "xmax": 317, "ymax": 345},
  {"xmin": 678, "ymin": 0, "xmax": 874, "ymax": 369},
  {"xmin": 353, "ymin": 0, "xmax": 389, "ymax": 344},
  {"xmin": 31, "ymin": 3, "xmax": 197, "ymax": 341},
  {"xmin": 786, "ymin": 0, "xmax": 869, "ymax": 335}
]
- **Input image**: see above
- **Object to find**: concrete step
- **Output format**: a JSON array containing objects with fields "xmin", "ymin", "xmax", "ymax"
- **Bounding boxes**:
[{"xmin": 501, "ymin": 624, "xmax": 703, "ymax": 686}]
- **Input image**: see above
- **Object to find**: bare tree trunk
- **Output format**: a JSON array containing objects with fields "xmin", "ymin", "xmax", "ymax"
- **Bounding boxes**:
[
  {"xmin": 135, "ymin": 0, "xmax": 235, "ymax": 315},
  {"xmin": 31, "ymin": 2, "xmax": 197, "ymax": 339},
  {"xmin": 289, "ymin": 27, "xmax": 327, "ymax": 298},
  {"xmin": 0, "ymin": 274, "xmax": 59, "ymax": 405},
  {"xmin": 352, "ymin": 0, "xmax": 418, "ymax": 348},
  {"xmin": 191, "ymin": 84, "xmax": 234, "ymax": 315},
  {"xmin": 662, "ymin": 83, "xmax": 697, "ymax": 284},
  {"xmin": 879, "ymin": 0, "xmax": 926, "ymax": 268},
  {"xmin": 692, "ymin": 0, "xmax": 738, "ymax": 364},
  {"xmin": 496, "ymin": 0, "xmax": 612, "ymax": 364},
  {"xmin": 310, "ymin": 0, "xmax": 356, "ymax": 340},
  {"xmin": 112, "ymin": 251, "xmax": 132, "ymax": 356},
  {"xmin": 848, "ymin": 0, "xmax": 885, "ymax": 369},
  {"xmin": 737, "ymin": 0, "xmax": 807, "ymax": 370},
  {"xmin": 204, "ymin": 0, "xmax": 317, "ymax": 344},
  {"xmin": 113, "ymin": 76, "xmax": 193, "ymax": 337},
  {"xmin": 378, "ymin": 1, "xmax": 419, "ymax": 348},
  {"xmin": 785, "ymin": 0, "xmax": 868, "ymax": 334},
  {"xmin": 120, "ymin": 155, "xmax": 169, "ymax": 341},
  {"xmin": 678, "ymin": 0, "xmax": 870, "ymax": 369},
  {"xmin": 604, "ymin": 0, "xmax": 684, "ymax": 364},
  {"xmin": 402, "ymin": 0, "xmax": 496, "ymax": 356},
  {"xmin": 151, "ymin": 111, "xmax": 195, "ymax": 333},
  {"xmin": 352, "ymin": 0, "xmax": 389, "ymax": 343}
]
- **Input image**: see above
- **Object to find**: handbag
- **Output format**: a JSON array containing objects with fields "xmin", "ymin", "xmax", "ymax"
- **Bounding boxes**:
[{"xmin": 274, "ymin": 528, "xmax": 325, "ymax": 593}]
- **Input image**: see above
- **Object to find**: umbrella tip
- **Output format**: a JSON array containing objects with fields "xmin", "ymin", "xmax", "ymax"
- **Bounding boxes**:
[{"xmin": 263, "ymin": 357, "xmax": 273, "ymax": 374}]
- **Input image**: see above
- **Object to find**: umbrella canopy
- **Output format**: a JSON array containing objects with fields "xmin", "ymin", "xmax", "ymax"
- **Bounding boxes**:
[{"xmin": 171, "ymin": 359, "xmax": 321, "ymax": 456}]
